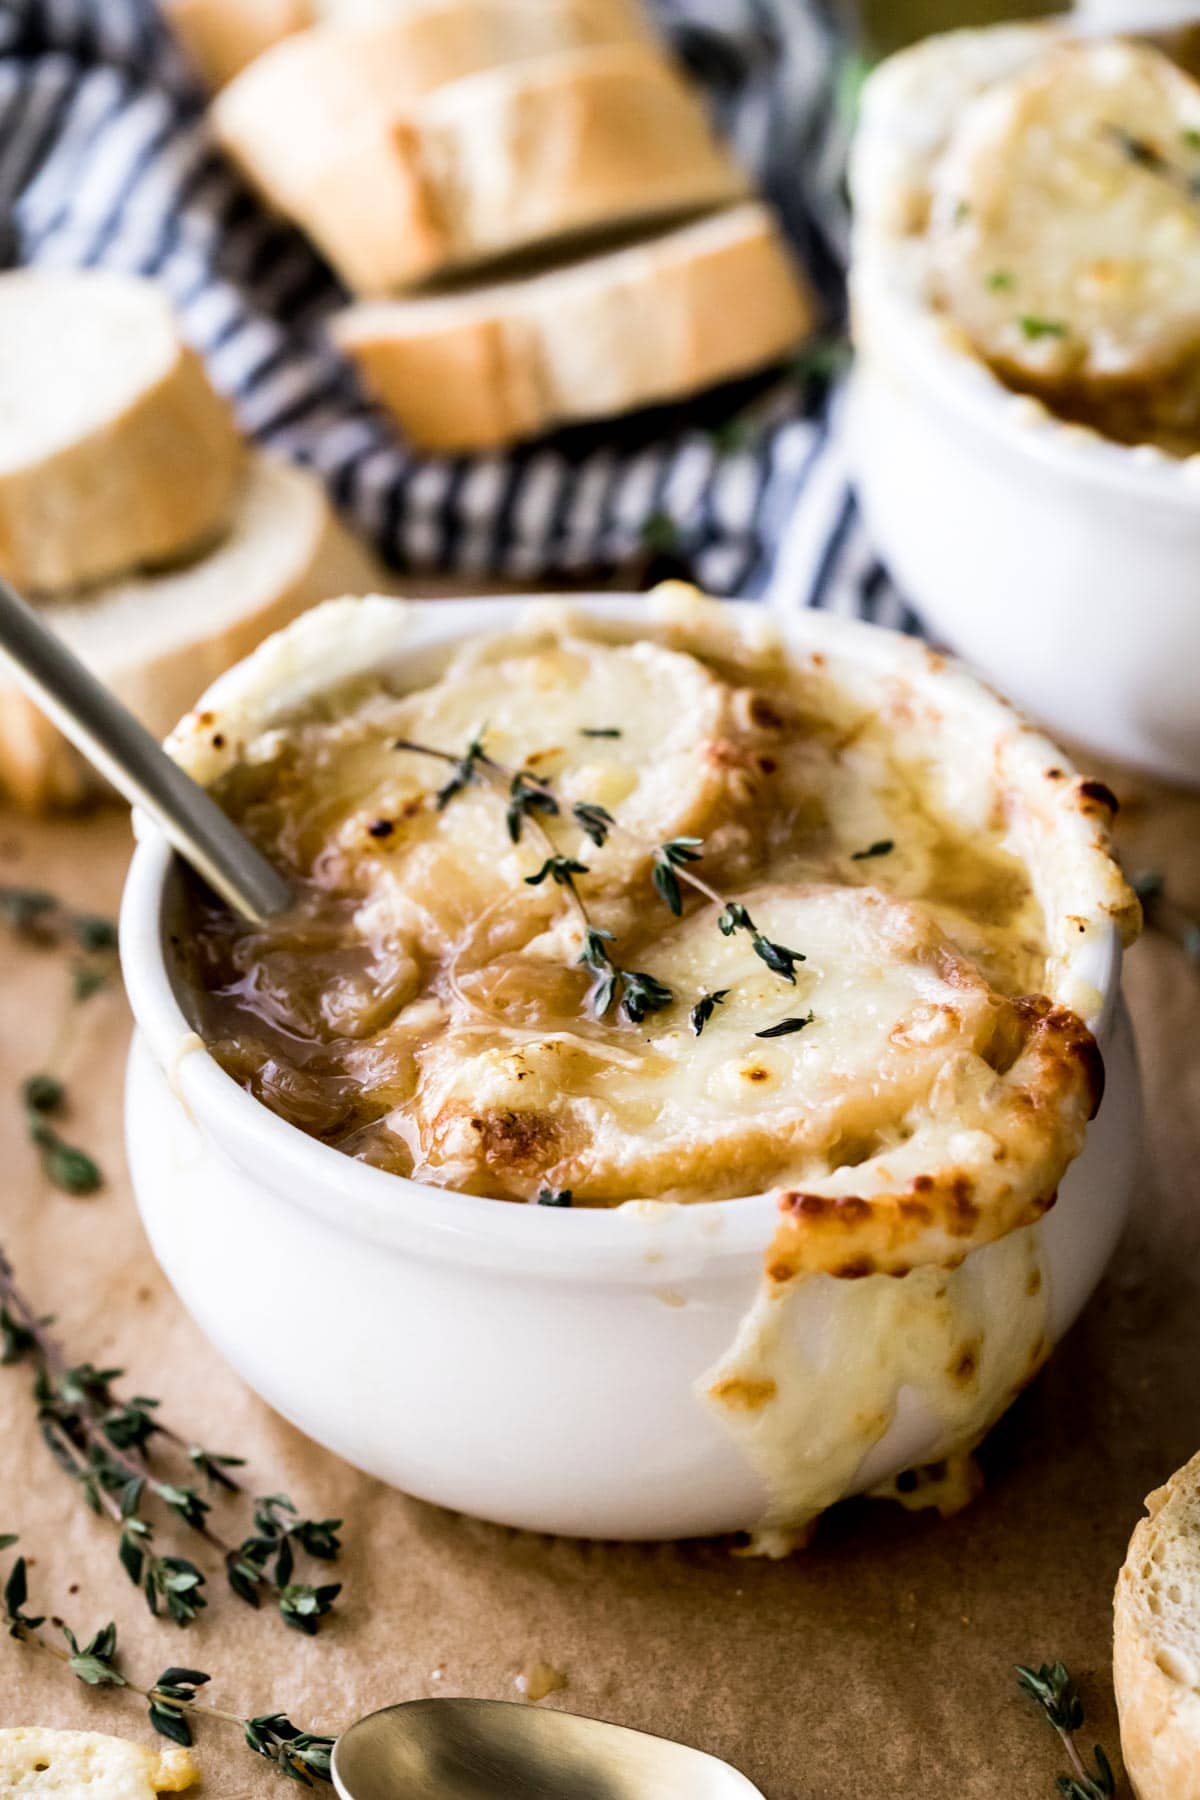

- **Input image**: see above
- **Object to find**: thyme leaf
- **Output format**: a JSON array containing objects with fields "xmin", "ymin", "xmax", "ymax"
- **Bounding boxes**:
[
  {"xmin": 580, "ymin": 727, "xmax": 622, "ymax": 739},
  {"xmin": 525, "ymin": 856, "xmax": 589, "ymax": 890},
  {"xmin": 690, "ymin": 990, "xmax": 730, "ymax": 1036},
  {"xmin": 718, "ymin": 903, "xmax": 755, "ymax": 937},
  {"xmin": 537, "ymin": 1188, "xmax": 573, "ymax": 1207},
  {"xmin": 572, "ymin": 802, "xmax": 614, "ymax": 848},
  {"xmin": 506, "ymin": 771, "xmax": 559, "ymax": 844},
  {"xmin": 751, "ymin": 934, "xmax": 805, "ymax": 982},
  {"xmin": 579, "ymin": 928, "xmax": 617, "ymax": 1019},
  {"xmin": 27, "ymin": 1114, "xmax": 102, "ymax": 1196},
  {"xmin": 851, "ymin": 839, "xmax": 895, "ymax": 861},
  {"xmin": 1019, "ymin": 315, "xmax": 1068, "ymax": 342},
  {"xmin": 755, "ymin": 1012, "xmax": 815, "ymax": 1039},
  {"xmin": 618, "ymin": 969, "xmax": 674, "ymax": 1026},
  {"xmin": 652, "ymin": 838, "xmax": 704, "ymax": 917}
]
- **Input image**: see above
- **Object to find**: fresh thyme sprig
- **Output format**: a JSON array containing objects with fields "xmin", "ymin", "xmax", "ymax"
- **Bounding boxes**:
[
  {"xmin": 0, "ymin": 1246, "xmax": 341, "ymax": 1634},
  {"xmin": 391, "ymin": 733, "xmax": 806, "ymax": 1023},
  {"xmin": 1016, "ymin": 1661, "xmax": 1116, "ymax": 1799},
  {"xmin": 5, "ymin": 895, "xmax": 118, "ymax": 1196},
  {"xmin": 3, "ymin": 1549, "xmax": 337, "ymax": 1785}
]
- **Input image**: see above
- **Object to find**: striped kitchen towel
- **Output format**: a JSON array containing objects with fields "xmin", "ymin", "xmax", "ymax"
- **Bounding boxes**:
[{"xmin": 0, "ymin": 0, "xmax": 917, "ymax": 628}]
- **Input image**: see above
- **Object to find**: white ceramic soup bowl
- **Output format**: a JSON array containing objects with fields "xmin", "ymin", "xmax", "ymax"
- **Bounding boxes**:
[
  {"xmin": 847, "ymin": 21, "xmax": 1200, "ymax": 787},
  {"xmin": 120, "ymin": 594, "xmax": 1141, "ymax": 1541}
]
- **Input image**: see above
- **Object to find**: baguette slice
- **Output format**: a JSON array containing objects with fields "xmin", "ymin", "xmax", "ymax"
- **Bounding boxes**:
[
  {"xmin": 215, "ymin": 41, "xmax": 748, "ymax": 296},
  {"xmin": 334, "ymin": 203, "xmax": 814, "ymax": 451},
  {"xmin": 162, "ymin": 0, "xmax": 314, "ymax": 86},
  {"xmin": 213, "ymin": 0, "xmax": 652, "ymax": 225},
  {"xmin": 1115, "ymin": 1448, "xmax": 1200, "ymax": 1800},
  {"xmin": 0, "ymin": 270, "xmax": 243, "ymax": 597},
  {"xmin": 0, "ymin": 1728, "xmax": 197, "ymax": 1795},
  {"xmin": 0, "ymin": 457, "xmax": 389, "ymax": 811}
]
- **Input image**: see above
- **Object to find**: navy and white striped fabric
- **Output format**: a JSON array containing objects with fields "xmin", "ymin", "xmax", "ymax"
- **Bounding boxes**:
[{"xmin": 0, "ymin": 0, "xmax": 917, "ymax": 627}]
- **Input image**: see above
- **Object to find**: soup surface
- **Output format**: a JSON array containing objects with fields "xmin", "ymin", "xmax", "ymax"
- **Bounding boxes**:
[{"xmin": 180, "ymin": 612, "xmax": 1066, "ymax": 1208}]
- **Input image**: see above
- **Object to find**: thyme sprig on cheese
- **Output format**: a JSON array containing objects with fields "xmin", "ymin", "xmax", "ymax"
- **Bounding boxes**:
[
  {"xmin": 1104, "ymin": 121, "xmax": 1200, "ymax": 200},
  {"xmin": 0, "ymin": 1246, "xmax": 341, "ymax": 1634},
  {"xmin": 1016, "ymin": 1661, "xmax": 1116, "ymax": 1800},
  {"xmin": 3, "ymin": 1548, "xmax": 337, "ymax": 1784},
  {"xmin": 391, "ymin": 732, "xmax": 806, "ymax": 1024}
]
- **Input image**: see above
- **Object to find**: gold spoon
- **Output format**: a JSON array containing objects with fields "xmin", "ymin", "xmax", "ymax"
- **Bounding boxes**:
[
  {"xmin": 0, "ymin": 573, "xmax": 291, "ymax": 922},
  {"xmin": 332, "ymin": 1699, "xmax": 766, "ymax": 1798}
]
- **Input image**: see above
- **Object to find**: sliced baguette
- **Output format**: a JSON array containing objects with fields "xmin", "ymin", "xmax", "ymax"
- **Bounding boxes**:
[
  {"xmin": 162, "ymin": 0, "xmax": 314, "ymax": 87},
  {"xmin": 0, "ymin": 457, "xmax": 389, "ymax": 811},
  {"xmin": 0, "ymin": 270, "xmax": 243, "ymax": 597},
  {"xmin": 334, "ymin": 203, "xmax": 814, "ymax": 451},
  {"xmin": 215, "ymin": 41, "xmax": 748, "ymax": 295},
  {"xmin": 1115, "ymin": 1449, "xmax": 1200, "ymax": 1800},
  {"xmin": 212, "ymin": 0, "xmax": 653, "ymax": 229}
]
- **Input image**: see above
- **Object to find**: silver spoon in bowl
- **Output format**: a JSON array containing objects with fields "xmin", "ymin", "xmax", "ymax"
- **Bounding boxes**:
[
  {"xmin": 0, "ymin": 572, "xmax": 291, "ymax": 921},
  {"xmin": 332, "ymin": 1699, "xmax": 767, "ymax": 1799},
  {"xmin": 0, "ymin": 577, "xmax": 766, "ymax": 1799}
]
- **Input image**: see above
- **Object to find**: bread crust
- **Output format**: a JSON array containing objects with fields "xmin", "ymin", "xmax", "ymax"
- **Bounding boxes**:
[
  {"xmin": 163, "ymin": 0, "xmax": 313, "ymax": 86},
  {"xmin": 1115, "ymin": 1450, "xmax": 1200, "ymax": 1800},
  {"xmin": 334, "ymin": 204, "xmax": 813, "ymax": 450},
  {"xmin": 216, "ymin": 40, "xmax": 746, "ymax": 294},
  {"xmin": 0, "ymin": 273, "xmax": 243, "ymax": 597}
]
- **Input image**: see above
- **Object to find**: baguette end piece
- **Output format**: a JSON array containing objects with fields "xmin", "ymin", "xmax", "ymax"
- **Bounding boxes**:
[{"xmin": 1115, "ymin": 1448, "xmax": 1200, "ymax": 1800}]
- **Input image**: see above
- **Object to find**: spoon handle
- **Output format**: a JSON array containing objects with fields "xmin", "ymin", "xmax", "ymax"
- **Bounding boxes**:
[{"xmin": 0, "ymin": 574, "xmax": 292, "ymax": 923}]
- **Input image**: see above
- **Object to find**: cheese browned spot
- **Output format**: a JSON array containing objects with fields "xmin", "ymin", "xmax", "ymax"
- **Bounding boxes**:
[{"xmin": 930, "ymin": 40, "xmax": 1200, "ymax": 431}]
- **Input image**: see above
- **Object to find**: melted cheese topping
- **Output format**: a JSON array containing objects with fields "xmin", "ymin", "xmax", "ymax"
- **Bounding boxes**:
[
  {"xmin": 705, "ymin": 1223, "xmax": 1048, "ymax": 1537},
  {"xmin": 923, "ymin": 37, "xmax": 1200, "ymax": 448},
  {"xmin": 186, "ymin": 618, "xmax": 1078, "ymax": 1224}
]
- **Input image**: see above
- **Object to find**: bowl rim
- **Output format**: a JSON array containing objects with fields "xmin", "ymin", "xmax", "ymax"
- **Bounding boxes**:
[
  {"xmin": 850, "ymin": 19, "xmax": 1200, "ymax": 509},
  {"xmin": 119, "ymin": 591, "xmax": 1126, "ymax": 1276}
]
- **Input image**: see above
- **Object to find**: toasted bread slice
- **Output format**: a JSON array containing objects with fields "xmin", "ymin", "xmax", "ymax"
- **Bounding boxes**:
[
  {"xmin": 930, "ymin": 39, "xmax": 1200, "ymax": 389},
  {"xmin": 0, "ymin": 456, "xmax": 388, "ymax": 811},
  {"xmin": 215, "ymin": 39, "xmax": 747, "ymax": 295},
  {"xmin": 0, "ymin": 270, "xmax": 243, "ymax": 597},
  {"xmin": 333, "ymin": 203, "xmax": 813, "ymax": 451},
  {"xmin": 1115, "ymin": 1449, "xmax": 1200, "ymax": 1800},
  {"xmin": 0, "ymin": 1728, "xmax": 197, "ymax": 1796}
]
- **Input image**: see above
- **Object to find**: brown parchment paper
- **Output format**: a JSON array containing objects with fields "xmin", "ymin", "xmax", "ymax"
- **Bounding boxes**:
[{"xmin": 1, "ymin": 769, "xmax": 1198, "ymax": 1800}]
